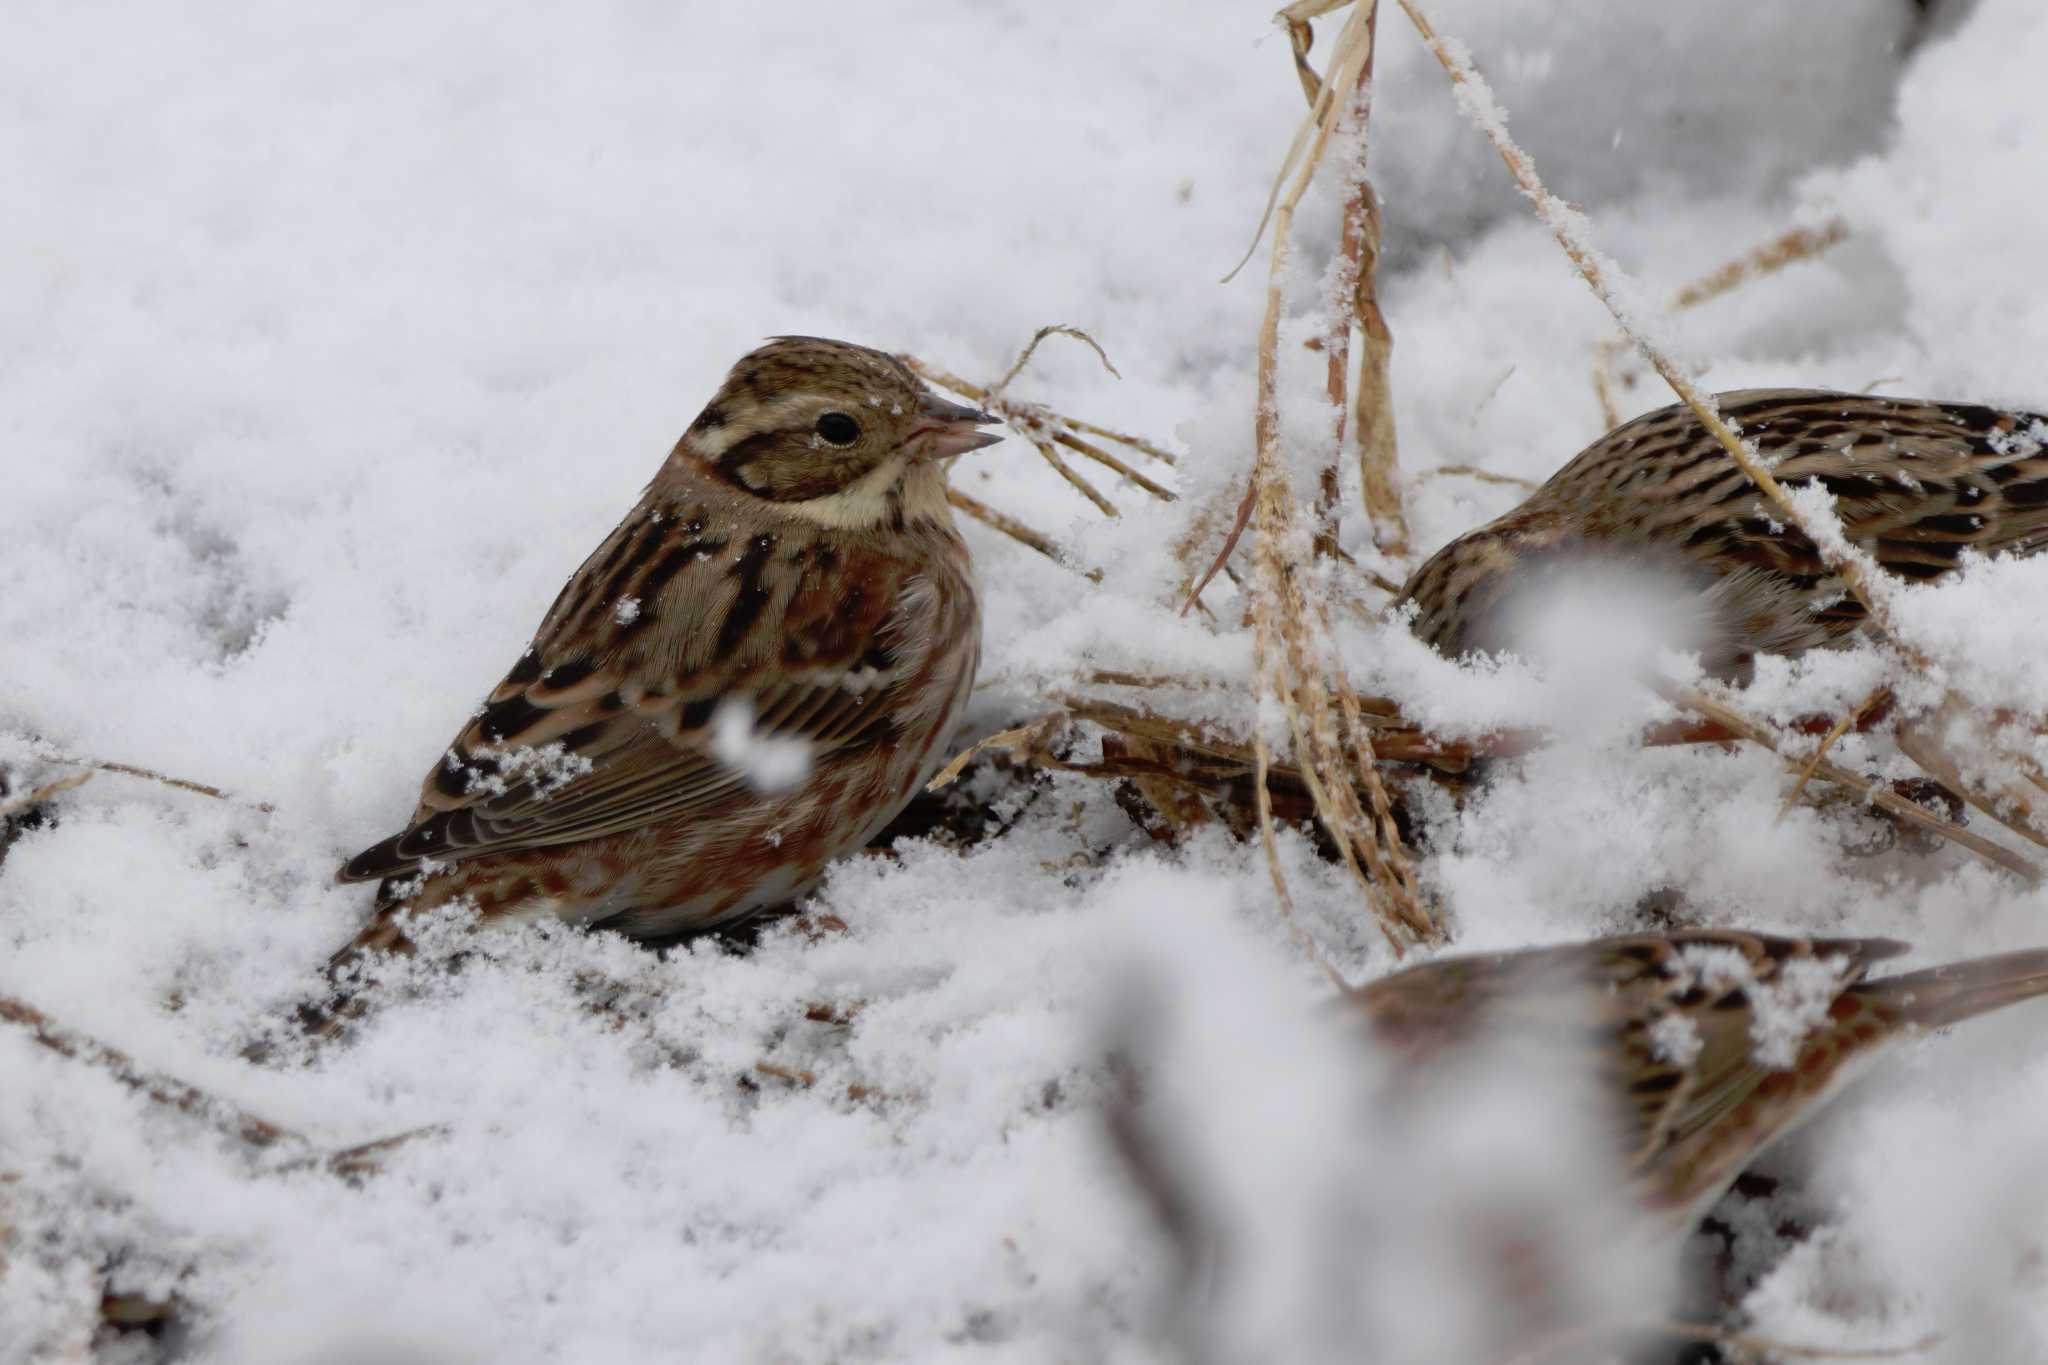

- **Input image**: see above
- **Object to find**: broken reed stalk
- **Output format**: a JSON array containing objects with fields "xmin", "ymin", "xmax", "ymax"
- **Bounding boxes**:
[
  {"xmin": 1285, "ymin": 0, "xmax": 1404, "ymax": 559},
  {"xmin": 1023, "ymin": 688, "xmax": 2031, "ymax": 886},
  {"xmin": 1232, "ymin": 0, "xmax": 1436, "ymax": 955},
  {"xmin": 1324, "ymin": 2, "xmax": 1407, "ymax": 555},
  {"xmin": 1392, "ymin": 0, "xmax": 1924, "ymax": 671}
]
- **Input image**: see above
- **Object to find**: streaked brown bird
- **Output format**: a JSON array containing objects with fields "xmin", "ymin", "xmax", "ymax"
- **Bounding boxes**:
[
  {"xmin": 1348, "ymin": 928, "xmax": 2048, "ymax": 1232},
  {"xmin": 325, "ymin": 336, "xmax": 1000, "ymax": 999},
  {"xmin": 1399, "ymin": 391, "xmax": 2048, "ymax": 676}
]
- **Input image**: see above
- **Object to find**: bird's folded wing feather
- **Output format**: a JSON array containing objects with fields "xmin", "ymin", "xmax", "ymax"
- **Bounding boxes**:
[{"xmin": 339, "ymin": 515, "xmax": 919, "ymax": 883}]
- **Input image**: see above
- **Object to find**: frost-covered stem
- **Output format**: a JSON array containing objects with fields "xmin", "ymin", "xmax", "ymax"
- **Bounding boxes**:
[
  {"xmin": 1317, "ymin": 0, "xmax": 1404, "ymax": 554},
  {"xmin": 1894, "ymin": 710, "xmax": 2048, "ymax": 851},
  {"xmin": 1777, "ymin": 685, "xmax": 1892, "ymax": 818},
  {"xmin": 1296, "ymin": 0, "xmax": 1402, "ymax": 561},
  {"xmin": 1181, "ymin": 0, "xmax": 1381, "ymax": 611},
  {"xmin": 1654, "ymin": 684, "xmax": 2042, "ymax": 886},
  {"xmin": 0, "ymin": 995, "xmax": 299, "ymax": 1152},
  {"xmin": 1244, "ymin": 91, "xmax": 1428, "ymax": 953},
  {"xmin": 1249, "ymin": 618, "xmax": 1351, "ymax": 986},
  {"xmin": 1393, "ymin": 0, "xmax": 1921, "ymax": 666},
  {"xmin": 1351, "ymin": 173, "xmax": 1406, "ymax": 553}
]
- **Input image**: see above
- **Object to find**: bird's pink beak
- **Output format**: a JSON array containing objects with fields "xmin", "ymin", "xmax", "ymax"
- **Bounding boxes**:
[{"xmin": 912, "ymin": 393, "xmax": 1004, "ymax": 459}]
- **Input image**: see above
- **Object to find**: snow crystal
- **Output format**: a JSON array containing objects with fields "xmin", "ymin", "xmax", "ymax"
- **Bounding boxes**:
[
  {"xmin": 1649, "ymin": 1010, "xmax": 1703, "ymax": 1067},
  {"xmin": 710, "ymin": 699, "xmax": 812, "ymax": 795}
]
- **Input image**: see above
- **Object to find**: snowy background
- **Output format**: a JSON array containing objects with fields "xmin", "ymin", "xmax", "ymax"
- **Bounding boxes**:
[{"xmin": 6, "ymin": 0, "xmax": 2048, "ymax": 1360}]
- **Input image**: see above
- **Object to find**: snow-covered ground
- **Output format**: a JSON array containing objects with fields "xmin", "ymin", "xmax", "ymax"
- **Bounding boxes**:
[{"xmin": 6, "ymin": 1, "xmax": 2048, "ymax": 1360}]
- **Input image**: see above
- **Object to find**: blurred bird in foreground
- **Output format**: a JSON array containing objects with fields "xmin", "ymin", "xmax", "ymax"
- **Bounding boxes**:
[
  {"xmin": 1399, "ymin": 391, "xmax": 2048, "ymax": 678},
  {"xmin": 316, "ymin": 337, "xmax": 1000, "ymax": 1027},
  {"xmin": 1346, "ymin": 928, "xmax": 2048, "ymax": 1234},
  {"xmin": 1112, "ymin": 928, "xmax": 2048, "ymax": 1363}
]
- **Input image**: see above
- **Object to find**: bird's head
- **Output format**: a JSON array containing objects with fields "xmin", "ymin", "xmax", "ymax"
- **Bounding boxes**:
[{"xmin": 674, "ymin": 336, "xmax": 1002, "ymax": 525}]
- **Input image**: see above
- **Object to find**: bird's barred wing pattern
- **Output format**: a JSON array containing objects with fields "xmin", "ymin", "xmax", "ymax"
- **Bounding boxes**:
[
  {"xmin": 1400, "ymin": 390, "xmax": 2048, "ymax": 660},
  {"xmin": 1353, "ymin": 930, "xmax": 1911, "ymax": 1213},
  {"xmin": 339, "ymin": 495, "xmax": 937, "ymax": 885}
]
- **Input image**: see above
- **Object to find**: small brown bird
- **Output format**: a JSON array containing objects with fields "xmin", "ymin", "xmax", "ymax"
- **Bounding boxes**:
[
  {"xmin": 1399, "ymin": 391, "xmax": 2048, "ymax": 676},
  {"xmin": 1348, "ymin": 928, "xmax": 2048, "ymax": 1232},
  {"xmin": 327, "ymin": 337, "xmax": 999, "ymax": 990}
]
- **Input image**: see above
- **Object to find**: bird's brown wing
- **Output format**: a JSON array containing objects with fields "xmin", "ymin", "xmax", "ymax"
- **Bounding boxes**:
[
  {"xmin": 1355, "ymin": 929, "xmax": 1910, "ymax": 1185},
  {"xmin": 1582, "ymin": 390, "xmax": 2048, "ymax": 590},
  {"xmin": 339, "ymin": 500, "xmax": 922, "ymax": 884},
  {"xmin": 1594, "ymin": 931, "xmax": 1908, "ymax": 1196}
]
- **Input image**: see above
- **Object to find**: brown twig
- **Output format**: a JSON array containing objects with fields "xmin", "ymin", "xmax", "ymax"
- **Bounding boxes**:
[
  {"xmin": 67, "ymin": 759, "xmax": 275, "ymax": 813},
  {"xmin": 987, "ymin": 323, "xmax": 1121, "ymax": 398},
  {"xmin": 1501, "ymin": 1315, "xmax": 1938, "ymax": 1365},
  {"xmin": 0, "ymin": 770, "xmax": 92, "ymax": 820},
  {"xmin": 1779, "ymin": 686, "xmax": 1894, "ymax": 819},
  {"xmin": 908, "ymin": 341, "xmax": 1177, "ymax": 513},
  {"xmin": 945, "ymin": 488, "xmax": 1101, "ymax": 581},
  {"xmin": 1655, "ymin": 685, "xmax": 2041, "ymax": 886},
  {"xmin": 1670, "ymin": 218, "xmax": 1850, "ymax": 312},
  {"xmin": 0, "ymin": 994, "xmax": 440, "ymax": 1180},
  {"xmin": 1239, "ymin": 4, "xmax": 1436, "ymax": 952},
  {"xmin": 0, "ymin": 994, "xmax": 295, "ymax": 1151}
]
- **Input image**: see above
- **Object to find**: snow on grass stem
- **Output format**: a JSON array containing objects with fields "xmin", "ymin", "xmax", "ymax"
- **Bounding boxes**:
[
  {"xmin": 1226, "ymin": 3, "xmax": 1437, "ymax": 955},
  {"xmin": 1392, "ymin": 0, "xmax": 1919, "ymax": 668}
]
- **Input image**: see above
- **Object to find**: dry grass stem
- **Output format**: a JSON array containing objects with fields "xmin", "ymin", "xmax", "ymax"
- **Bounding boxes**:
[
  {"xmin": 908, "ymin": 337, "xmax": 1178, "ymax": 522},
  {"xmin": 1591, "ymin": 337, "xmax": 1629, "ymax": 430},
  {"xmin": 1592, "ymin": 219, "xmax": 1850, "ymax": 432},
  {"xmin": 926, "ymin": 713, "xmax": 1069, "ymax": 792},
  {"xmin": 1395, "ymin": 0, "xmax": 1918, "ymax": 665},
  {"xmin": 1023, "ymin": 432, "xmax": 1120, "ymax": 516},
  {"xmin": 0, "ymin": 770, "xmax": 92, "ymax": 820},
  {"xmin": 988, "ymin": 324, "xmax": 1121, "ymax": 396},
  {"xmin": 67, "ymin": 758, "xmax": 276, "ymax": 813},
  {"xmin": 1894, "ymin": 715, "xmax": 2048, "ymax": 853},
  {"xmin": 0, "ymin": 994, "xmax": 440, "ymax": 1181},
  {"xmin": 1288, "ymin": 0, "xmax": 1402, "ymax": 558},
  {"xmin": 1425, "ymin": 463, "xmax": 1541, "ymax": 492},
  {"xmin": 1670, "ymin": 218, "xmax": 1850, "ymax": 312},
  {"xmin": 945, "ymin": 487, "xmax": 1102, "ymax": 581},
  {"xmin": 0, "ymin": 994, "xmax": 298, "ymax": 1152},
  {"xmin": 1779, "ymin": 686, "xmax": 1894, "ymax": 819},
  {"xmin": 1233, "ymin": 6, "xmax": 1437, "ymax": 951},
  {"xmin": 1656, "ymin": 685, "xmax": 2041, "ymax": 886}
]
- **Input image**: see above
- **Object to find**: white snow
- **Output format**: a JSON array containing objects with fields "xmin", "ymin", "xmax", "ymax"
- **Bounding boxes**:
[
  {"xmin": 6, "ymin": 0, "xmax": 2048, "ymax": 1361},
  {"xmin": 710, "ymin": 699, "xmax": 813, "ymax": 797}
]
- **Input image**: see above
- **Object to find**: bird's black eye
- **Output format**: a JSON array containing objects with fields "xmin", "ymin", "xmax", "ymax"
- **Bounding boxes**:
[{"xmin": 815, "ymin": 411, "xmax": 861, "ymax": 446}]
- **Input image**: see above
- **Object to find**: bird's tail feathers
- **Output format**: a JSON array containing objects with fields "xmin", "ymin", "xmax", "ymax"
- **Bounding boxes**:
[{"xmin": 1867, "ymin": 948, "xmax": 2048, "ymax": 1031}]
